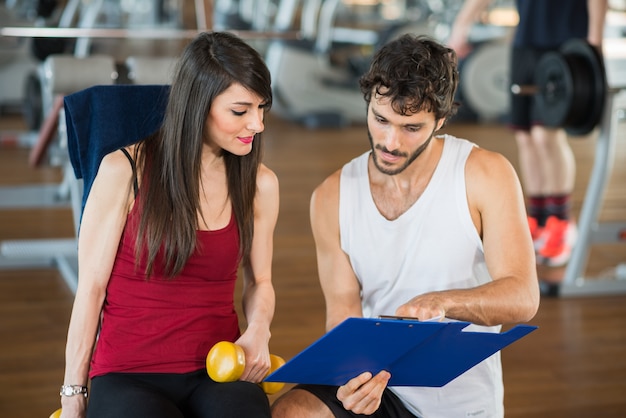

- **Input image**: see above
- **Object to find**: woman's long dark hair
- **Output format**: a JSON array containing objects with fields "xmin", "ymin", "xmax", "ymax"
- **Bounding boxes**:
[{"xmin": 134, "ymin": 31, "xmax": 272, "ymax": 278}]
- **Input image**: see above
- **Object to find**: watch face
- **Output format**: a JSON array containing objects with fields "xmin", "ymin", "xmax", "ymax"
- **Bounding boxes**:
[{"xmin": 61, "ymin": 386, "xmax": 84, "ymax": 396}]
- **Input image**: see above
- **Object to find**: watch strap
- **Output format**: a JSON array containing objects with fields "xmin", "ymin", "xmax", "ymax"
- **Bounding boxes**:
[{"xmin": 60, "ymin": 384, "xmax": 88, "ymax": 398}]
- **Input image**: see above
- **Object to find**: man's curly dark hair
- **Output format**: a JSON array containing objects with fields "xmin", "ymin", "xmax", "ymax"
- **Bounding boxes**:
[{"xmin": 359, "ymin": 34, "xmax": 459, "ymax": 121}]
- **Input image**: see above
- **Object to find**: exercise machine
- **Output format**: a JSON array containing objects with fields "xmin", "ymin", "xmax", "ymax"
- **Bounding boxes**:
[
  {"xmin": 266, "ymin": 0, "xmax": 507, "ymax": 127},
  {"xmin": 264, "ymin": 0, "xmax": 367, "ymax": 128},
  {"xmin": 0, "ymin": 2, "xmax": 39, "ymax": 115},
  {"xmin": 0, "ymin": 54, "xmax": 117, "ymax": 292},
  {"xmin": 266, "ymin": 0, "xmax": 450, "ymax": 128}
]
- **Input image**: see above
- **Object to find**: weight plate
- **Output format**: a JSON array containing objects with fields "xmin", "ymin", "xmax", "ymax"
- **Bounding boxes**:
[
  {"xmin": 560, "ymin": 39, "xmax": 607, "ymax": 136},
  {"xmin": 561, "ymin": 53, "xmax": 594, "ymax": 127},
  {"xmin": 535, "ymin": 51, "xmax": 573, "ymax": 128},
  {"xmin": 461, "ymin": 42, "xmax": 511, "ymax": 121}
]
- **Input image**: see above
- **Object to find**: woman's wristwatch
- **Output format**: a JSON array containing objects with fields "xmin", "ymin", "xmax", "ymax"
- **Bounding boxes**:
[{"xmin": 60, "ymin": 385, "xmax": 88, "ymax": 398}]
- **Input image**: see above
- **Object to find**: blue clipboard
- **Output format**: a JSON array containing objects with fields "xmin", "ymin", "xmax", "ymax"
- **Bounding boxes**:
[{"xmin": 265, "ymin": 317, "xmax": 537, "ymax": 387}]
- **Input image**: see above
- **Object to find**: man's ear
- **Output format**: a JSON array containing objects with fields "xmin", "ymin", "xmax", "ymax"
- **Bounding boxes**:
[{"xmin": 435, "ymin": 118, "xmax": 446, "ymax": 131}]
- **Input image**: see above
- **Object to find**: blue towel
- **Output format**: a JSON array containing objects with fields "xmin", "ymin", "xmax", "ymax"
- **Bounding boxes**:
[{"xmin": 64, "ymin": 84, "xmax": 169, "ymax": 214}]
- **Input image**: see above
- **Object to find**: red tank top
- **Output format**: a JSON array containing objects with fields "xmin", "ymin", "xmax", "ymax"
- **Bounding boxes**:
[{"xmin": 89, "ymin": 199, "xmax": 241, "ymax": 378}]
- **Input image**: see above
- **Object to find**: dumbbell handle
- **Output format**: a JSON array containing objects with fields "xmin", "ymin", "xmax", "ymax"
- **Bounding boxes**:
[{"xmin": 510, "ymin": 84, "xmax": 538, "ymax": 96}]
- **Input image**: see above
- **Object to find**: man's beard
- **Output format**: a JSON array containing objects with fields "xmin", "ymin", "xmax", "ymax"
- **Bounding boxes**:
[{"xmin": 368, "ymin": 128, "xmax": 436, "ymax": 175}]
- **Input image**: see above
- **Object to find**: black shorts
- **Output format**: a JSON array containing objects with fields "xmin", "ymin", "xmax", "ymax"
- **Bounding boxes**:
[
  {"xmin": 510, "ymin": 47, "xmax": 558, "ymax": 131},
  {"xmin": 87, "ymin": 370, "xmax": 271, "ymax": 418},
  {"xmin": 293, "ymin": 384, "xmax": 419, "ymax": 418}
]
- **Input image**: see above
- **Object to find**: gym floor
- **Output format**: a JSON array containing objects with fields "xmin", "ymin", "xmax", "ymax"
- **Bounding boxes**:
[{"xmin": 0, "ymin": 110, "xmax": 625, "ymax": 417}]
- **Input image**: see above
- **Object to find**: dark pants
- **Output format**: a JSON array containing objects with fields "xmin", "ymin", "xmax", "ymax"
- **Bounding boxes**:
[
  {"xmin": 510, "ymin": 46, "xmax": 558, "ymax": 131},
  {"xmin": 294, "ymin": 384, "xmax": 418, "ymax": 418},
  {"xmin": 87, "ymin": 370, "xmax": 271, "ymax": 418}
]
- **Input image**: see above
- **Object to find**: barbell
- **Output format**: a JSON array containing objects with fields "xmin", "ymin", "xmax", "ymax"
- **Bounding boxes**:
[{"xmin": 511, "ymin": 38, "xmax": 607, "ymax": 136}]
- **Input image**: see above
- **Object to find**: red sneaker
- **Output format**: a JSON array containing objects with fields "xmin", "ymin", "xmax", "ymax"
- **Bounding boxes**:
[{"xmin": 538, "ymin": 216, "xmax": 577, "ymax": 267}]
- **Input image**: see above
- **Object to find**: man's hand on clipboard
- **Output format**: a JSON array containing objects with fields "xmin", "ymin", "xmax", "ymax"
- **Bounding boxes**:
[
  {"xmin": 336, "ymin": 369, "xmax": 391, "ymax": 415},
  {"xmin": 335, "ymin": 313, "xmax": 450, "ymax": 413},
  {"xmin": 394, "ymin": 292, "xmax": 450, "ymax": 321}
]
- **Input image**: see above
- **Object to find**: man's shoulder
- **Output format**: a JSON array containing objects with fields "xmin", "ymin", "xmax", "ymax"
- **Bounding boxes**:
[
  {"xmin": 439, "ymin": 133, "xmax": 476, "ymax": 148},
  {"xmin": 312, "ymin": 150, "xmax": 368, "ymax": 207},
  {"xmin": 315, "ymin": 169, "xmax": 341, "ymax": 196}
]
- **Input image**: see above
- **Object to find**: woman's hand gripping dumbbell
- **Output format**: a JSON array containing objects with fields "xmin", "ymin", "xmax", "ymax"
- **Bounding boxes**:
[{"xmin": 206, "ymin": 341, "xmax": 285, "ymax": 394}]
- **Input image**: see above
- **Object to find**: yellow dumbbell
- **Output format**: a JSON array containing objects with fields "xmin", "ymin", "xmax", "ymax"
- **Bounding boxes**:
[
  {"xmin": 260, "ymin": 354, "xmax": 286, "ymax": 395},
  {"xmin": 50, "ymin": 408, "xmax": 62, "ymax": 418},
  {"xmin": 206, "ymin": 341, "xmax": 285, "ymax": 394}
]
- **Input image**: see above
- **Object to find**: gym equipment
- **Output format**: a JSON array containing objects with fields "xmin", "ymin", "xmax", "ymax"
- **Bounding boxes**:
[
  {"xmin": 556, "ymin": 94, "xmax": 626, "ymax": 296},
  {"xmin": 267, "ymin": 0, "xmax": 436, "ymax": 128},
  {"xmin": 0, "ymin": 4, "xmax": 39, "ymax": 112},
  {"xmin": 214, "ymin": 0, "xmax": 279, "ymax": 32},
  {"xmin": 2, "ymin": 84, "xmax": 166, "ymax": 292},
  {"xmin": 47, "ymin": 0, "xmax": 184, "ymax": 58},
  {"xmin": 510, "ymin": 38, "xmax": 607, "ymax": 136},
  {"xmin": 0, "ymin": 54, "xmax": 117, "ymax": 293},
  {"xmin": 265, "ymin": 0, "xmax": 367, "ymax": 128},
  {"xmin": 544, "ymin": 37, "xmax": 626, "ymax": 297},
  {"xmin": 58, "ymin": 84, "xmax": 168, "ymax": 294},
  {"xmin": 265, "ymin": 0, "xmax": 476, "ymax": 128},
  {"xmin": 0, "ymin": 25, "xmax": 301, "ymax": 41},
  {"xmin": 206, "ymin": 341, "xmax": 246, "ymax": 382},
  {"xmin": 460, "ymin": 41, "xmax": 511, "ymax": 122},
  {"xmin": 260, "ymin": 354, "xmax": 286, "ymax": 394},
  {"xmin": 125, "ymin": 56, "xmax": 177, "ymax": 85},
  {"xmin": 206, "ymin": 341, "xmax": 286, "ymax": 394},
  {"xmin": 463, "ymin": 36, "xmax": 626, "ymax": 297},
  {"xmin": 23, "ymin": 72, "xmax": 43, "ymax": 130},
  {"xmin": 507, "ymin": 37, "xmax": 626, "ymax": 297}
]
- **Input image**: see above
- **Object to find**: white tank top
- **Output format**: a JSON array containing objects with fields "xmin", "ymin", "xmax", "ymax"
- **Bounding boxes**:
[{"xmin": 339, "ymin": 135, "xmax": 504, "ymax": 418}]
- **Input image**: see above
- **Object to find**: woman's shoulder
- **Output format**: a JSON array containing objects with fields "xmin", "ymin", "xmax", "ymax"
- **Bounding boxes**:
[
  {"xmin": 97, "ymin": 146, "xmax": 137, "ymax": 184},
  {"xmin": 257, "ymin": 163, "xmax": 279, "ymax": 193},
  {"xmin": 87, "ymin": 147, "xmax": 139, "ymax": 215}
]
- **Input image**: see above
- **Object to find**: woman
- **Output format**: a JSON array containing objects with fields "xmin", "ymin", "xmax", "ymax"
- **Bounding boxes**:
[{"xmin": 58, "ymin": 31, "xmax": 279, "ymax": 418}]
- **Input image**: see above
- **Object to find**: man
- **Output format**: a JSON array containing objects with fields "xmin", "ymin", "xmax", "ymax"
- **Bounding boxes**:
[
  {"xmin": 271, "ymin": 34, "xmax": 540, "ymax": 418},
  {"xmin": 448, "ymin": 0, "xmax": 608, "ymax": 268}
]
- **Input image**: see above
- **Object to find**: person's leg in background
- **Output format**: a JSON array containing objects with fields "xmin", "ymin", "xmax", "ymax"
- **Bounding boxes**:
[
  {"xmin": 510, "ymin": 47, "xmax": 577, "ymax": 270},
  {"xmin": 515, "ymin": 126, "xmax": 577, "ymax": 267}
]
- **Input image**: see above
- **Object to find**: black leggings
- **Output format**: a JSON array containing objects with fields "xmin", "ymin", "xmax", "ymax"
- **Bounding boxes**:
[{"xmin": 87, "ymin": 370, "xmax": 271, "ymax": 418}]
